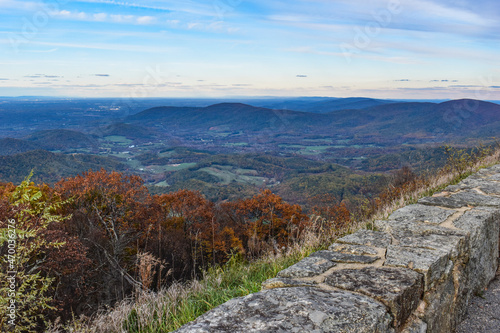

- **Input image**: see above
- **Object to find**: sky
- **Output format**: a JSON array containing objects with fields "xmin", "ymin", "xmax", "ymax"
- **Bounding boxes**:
[{"xmin": 0, "ymin": 0, "xmax": 499, "ymax": 99}]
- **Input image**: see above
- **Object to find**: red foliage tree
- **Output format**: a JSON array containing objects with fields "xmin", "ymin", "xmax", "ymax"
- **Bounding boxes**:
[
  {"xmin": 311, "ymin": 193, "xmax": 351, "ymax": 230},
  {"xmin": 55, "ymin": 169, "xmax": 152, "ymax": 308},
  {"xmin": 228, "ymin": 189, "xmax": 308, "ymax": 257}
]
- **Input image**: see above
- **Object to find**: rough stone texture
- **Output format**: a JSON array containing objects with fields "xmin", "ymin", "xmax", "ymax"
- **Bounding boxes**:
[
  {"xmin": 477, "ymin": 182, "xmax": 500, "ymax": 195},
  {"xmin": 422, "ymin": 272, "xmax": 457, "ymax": 333},
  {"xmin": 261, "ymin": 278, "xmax": 317, "ymax": 290},
  {"xmin": 418, "ymin": 190, "xmax": 500, "ymax": 208},
  {"xmin": 328, "ymin": 242, "xmax": 379, "ymax": 255},
  {"xmin": 375, "ymin": 219, "xmax": 466, "ymax": 240},
  {"xmin": 337, "ymin": 230, "xmax": 392, "ymax": 248},
  {"xmin": 445, "ymin": 178, "xmax": 500, "ymax": 194},
  {"xmin": 388, "ymin": 204, "xmax": 456, "ymax": 224},
  {"xmin": 174, "ymin": 287, "xmax": 395, "ymax": 333},
  {"xmin": 277, "ymin": 256, "xmax": 336, "ymax": 278},
  {"xmin": 401, "ymin": 319, "xmax": 427, "ymax": 333},
  {"xmin": 453, "ymin": 207, "xmax": 500, "ymax": 294},
  {"xmin": 475, "ymin": 164, "xmax": 500, "ymax": 177},
  {"xmin": 487, "ymin": 173, "xmax": 500, "ymax": 181},
  {"xmin": 310, "ymin": 250, "xmax": 380, "ymax": 264},
  {"xmin": 384, "ymin": 245, "xmax": 450, "ymax": 290},
  {"xmin": 397, "ymin": 233, "xmax": 466, "ymax": 260},
  {"xmin": 324, "ymin": 267, "xmax": 423, "ymax": 329}
]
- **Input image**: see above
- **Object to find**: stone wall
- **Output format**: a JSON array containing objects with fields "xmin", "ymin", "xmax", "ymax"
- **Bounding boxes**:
[{"xmin": 175, "ymin": 165, "xmax": 500, "ymax": 333}]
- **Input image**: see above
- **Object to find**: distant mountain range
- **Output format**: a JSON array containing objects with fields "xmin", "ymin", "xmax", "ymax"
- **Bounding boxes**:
[
  {"xmin": 1, "ymin": 97, "xmax": 499, "ymax": 188},
  {"xmin": 126, "ymin": 99, "xmax": 500, "ymax": 143},
  {"xmin": 2, "ymin": 98, "xmax": 498, "ymax": 154},
  {"xmin": 251, "ymin": 97, "xmax": 395, "ymax": 113}
]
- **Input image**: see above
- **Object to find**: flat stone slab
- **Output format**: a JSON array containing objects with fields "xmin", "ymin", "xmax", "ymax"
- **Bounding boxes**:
[
  {"xmin": 476, "ymin": 183, "xmax": 500, "ymax": 195},
  {"xmin": 445, "ymin": 179, "xmax": 500, "ymax": 194},
  {"xmin": 398, "ymin": 233, "xmax": 466, "ymax": 260},
  {"xmin": 418, "ymin": 190, "xmax": 500, "ymax": 208},
  {"xmin": 388, "ymin": 204, "xmax": 456, "ymax": 224},
  {"xmin": 477, "ymin": 164, "xmax": 500, "ymax": 175},
  {"xmin": 328, "ymin": 243, "xmax": 378, "ymax": 255},
  {"xmin": 174, "ymin": 287, "xmax": 394, "ymax": 333},
  {"xmin": 375, "ymin": 219, "xmax": 466, "ymax": 240},
  {"xmin": 310, "ymin": 250, "xmax": 380, "ymax": 264},
  {"xmin": 385, "ymin": 245, "xmax": 450, "ymax": 290},
  {"xmin": 324, "ymin": 267, "xmax": 423, "ymax": 329},
  {"xmin": 337, "ymin": 230, "xmax": 392, "ymax": 248},
  {"xmin": 486, "ymin": 173, "xmax": 500, "ymax": 181},
  {"xmin": 277, "ymin": 256, "xmax": 336, "ymax": 279},
  {"xmin": 262, "ymin": 278, "xmax": 317, "ymax": 290}
]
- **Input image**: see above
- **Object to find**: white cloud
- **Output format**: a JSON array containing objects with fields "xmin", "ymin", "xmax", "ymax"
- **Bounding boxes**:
[
  {"xmin": 187, "ymin": 22, "xmax": 200, "ymax": 29},
  {"xmin": 136, "ymin": 16, "xmax": 156, "ymax": 25},
  {"xmin": 404, "ymin": 0, "xmax": 493, "ymax": 26},
  {"xmin": 50, "ymin": 9, "xmax": 158, "ymax": 25},
  {"xmin": 93, "ymin": 13, "xmax": 107, "ymax": 21},
  {"xmin": 75, "ymin": 0, "xmax": 218, "ymax": 17}
]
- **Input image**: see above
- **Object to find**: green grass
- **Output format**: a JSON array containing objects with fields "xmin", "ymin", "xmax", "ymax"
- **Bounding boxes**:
[
  {"xmin": 118, "ymin": 249, "xmax": 320, "ymax": 332},
  {"xmin": 278, "ymin": 144, "xmax": 332, "ymax": 155},
  {"xmin": 60, "ymin": 245, "xmax": 325, "ymax": 333},
  {"xmin": 303, "ymin": 138, "xmax": 333, "ymax": 143},
  {"xmin": 224, "ymin": 142, "xmax": 249, "ymax": 147},
  {"xmin": 126, "ymin": 159, "xmax": 143, "ymax": 169},
  {"xmin": 200, "ymin": 165, "xmax": 266, "ymax": 185},
  {"xmin": 158, "ymin": 151, "xmax": 175, "ymax": 158},
  {"xmin": 140, "ymin": 163, "xmax": 197, "ymax": 173},
  {"xmin": 161, "ymin": 163, "xmax": 197, "ymax": 172},
  {"xmin": 104, "ymin": 135, "xmax": 133, "ymax": 145}
]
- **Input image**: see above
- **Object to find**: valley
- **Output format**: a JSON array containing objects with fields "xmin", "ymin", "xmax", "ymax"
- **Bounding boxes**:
[{"xmin": 1, "ymin": 97, "xmax": 498, "ymax": 205}]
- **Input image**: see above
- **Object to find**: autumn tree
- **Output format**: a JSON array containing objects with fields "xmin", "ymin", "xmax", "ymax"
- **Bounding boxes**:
[
  {"xmin": 310, "ymin": 193, "xmax": 351, "ymax": 236},
  {"xmin": 229, "ymin": 189, "xmax": 307, "ymax": 257},
  {"xmin": 149, "ymin": 190, "xmax": 219, "ymax": 277},
  {"xmin": 55, "ymin": 170, "xmax": 151, "ymax": 308},
  {"xmin": 0, "ymin": 174, "xmax": 72, "ymax": 332}
]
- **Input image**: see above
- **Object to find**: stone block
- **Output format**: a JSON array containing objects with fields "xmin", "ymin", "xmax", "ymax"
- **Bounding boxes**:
[
  {"xmin": 486, "ymin": 173, "xmax": 500, "ymax": 181},
  {"xmin": 337, "ymin": 230, "xmax": 392, "ymax": 248},
  {"xmin": 476, "ymin": 182, "xmax": 500, "ymax": 195},
  {"xmin": 375, "ymin": 219, "xmax": 466, "ymax": 240},
  {"xmin": 174, "ymin": 287, "xmax": 395, "ymax": 333},
  {"xmin": 397, "ymin": 233, "xmax": 466, "ymax": 260},
  {"xmin": 418, "ymin": 190, "xmax": 500, "ymax": 208},
  {"xmin": 385, "ymin": 245, "xmax": 450, "ymax": 290},
  {"xmin": 261, "ymin": 278, "xmax": 316, "ymax": 290},
  {"xmin": 388, "ymin": 204, "xmax": 456, "ymax": 224},
  {"xmin": 453, "ymin": 207, "xmax": 500, "ymax": 294},
  {"xmin": 328, "ymin": 242, "xmax": 378, "ymax": 255},
  {"xmin": 445, "ymin": 178, "xmax": 500, "ymax": 194},
  {"xmin": 310, "ymin": 250, "xmax": 380, "ymax": 264},
  {"xmin": 277, "ymin": 256, "xmax": 336, "ymax": 279},
  {"xmin": 324, "ymin": 267, "xmax": 423, "ymax": 329},
  {"xmin": 422, "ymin": 272, "xmax": 456, "ymax": 333}
]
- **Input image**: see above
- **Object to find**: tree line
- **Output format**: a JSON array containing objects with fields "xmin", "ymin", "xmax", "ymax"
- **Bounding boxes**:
[{"xmin": 1, "ymin": 169, "xmax": 346, "ymax": 331}]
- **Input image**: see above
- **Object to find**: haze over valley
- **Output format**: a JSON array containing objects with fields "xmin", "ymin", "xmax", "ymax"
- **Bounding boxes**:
[{"xmin": 1, "ymin": 96, "xmax": 499, "ymax": 205}]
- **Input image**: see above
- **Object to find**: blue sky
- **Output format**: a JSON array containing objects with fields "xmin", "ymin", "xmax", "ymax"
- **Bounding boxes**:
[{"xmin": 0, "ymin": 0, "xmax": 499, "ymax": 99}]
